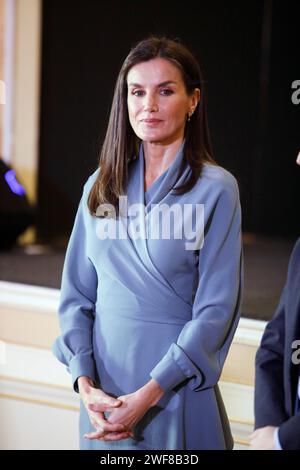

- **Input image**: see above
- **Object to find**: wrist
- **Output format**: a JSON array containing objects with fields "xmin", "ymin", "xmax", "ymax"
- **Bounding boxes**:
[
  {"xmin": 77, "ymin": 376, "xmax": 95, "ymax": 394},
  {"xmin": 137, "ymin": 379, "xmax": 165, "ymax": 407}
]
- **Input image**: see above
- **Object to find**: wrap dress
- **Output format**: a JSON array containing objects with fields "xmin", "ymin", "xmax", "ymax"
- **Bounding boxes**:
[{"xmin": 52, "ymin": 139, "xmax": 243, "ymax": 450}]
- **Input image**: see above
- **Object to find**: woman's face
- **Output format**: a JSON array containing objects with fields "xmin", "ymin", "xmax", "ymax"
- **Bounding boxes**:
[{"xmin": 127, "ymin": 58, "xmax": 200, "ymax": 145}]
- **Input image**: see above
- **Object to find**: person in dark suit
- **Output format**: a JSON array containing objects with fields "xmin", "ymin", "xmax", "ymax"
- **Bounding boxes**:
[{"xmin": 250, "ymin": 153, "xmax": 300, "ymax": 450}]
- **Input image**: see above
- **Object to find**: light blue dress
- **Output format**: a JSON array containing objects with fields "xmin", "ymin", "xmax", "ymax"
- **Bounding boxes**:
[{"xmin": 52, "ymin": 139, "xmax": 243, "ymax": 450}]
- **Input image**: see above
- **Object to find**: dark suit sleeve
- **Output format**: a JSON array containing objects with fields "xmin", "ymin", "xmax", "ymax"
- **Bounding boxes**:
[
  {"xmin": 277, "ymin": 239, "xmax": 300, "ymax": 450},
  {"xmin": 254, "ymin": 287, "xmax": 289, "ymax": 428},
  {"xmin": 278, "ymin": 414, "xmax": 300, "ymax": 450}
]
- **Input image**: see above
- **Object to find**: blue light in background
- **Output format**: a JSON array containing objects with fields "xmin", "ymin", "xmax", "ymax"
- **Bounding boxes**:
[{"xmin": 4, "ymin": 169, "xmax": 26, "ymax": 196}]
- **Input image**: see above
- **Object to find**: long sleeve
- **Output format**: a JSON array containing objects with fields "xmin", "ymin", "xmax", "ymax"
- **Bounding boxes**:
[
  {"xmin": 255, "ymin": 237, "xmax": 300, "ymax": 448},
  {"xmin": 150, "ymin": 175, "xmax": 243, "ymax": 392},
  {"xmin": 254, "ymin": 287, "xmax": 288, "ymax": 428},
  {"xmin": 52, "ymin": 180, "xmax": 98, "ymax": 392},
  {"xmin": 255, "ymin": 297, "xmax": 300, "ymax": 448},
  {"xmin": 278, "ymin": 413, "xmax": 300, "ymax": 450}
]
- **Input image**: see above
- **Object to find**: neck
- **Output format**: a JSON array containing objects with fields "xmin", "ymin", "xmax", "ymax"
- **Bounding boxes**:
[{"xmin": 142, "ymin": 136, "xmax": 184, "ymax": 178}]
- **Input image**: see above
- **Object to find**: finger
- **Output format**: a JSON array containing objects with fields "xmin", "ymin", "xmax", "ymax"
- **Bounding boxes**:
[
  {"xmin": 89, "ymin": 413, "xmax": 127, "ymax": 432},
  {"xmin": 88, "ymin": 412, "xmax": 105, "ymax": 430},
  {"xmin": 84, "ymin": 428, "xmax": 131, "ymax": 440},
  {"xmin": 88, "ymin": 415, "xmax": 126, "ymax": 434},
  {"xmin": 100, "ymin": 432, "xmax": 133, "ymax": 441},
  {"xmin": 95, "ymin": 395, "xmax": 123, "ymax": 407},
  {"xmin": 88, "ymin": 401, "xmax": 122, "ymax": 413},
  {"xmin": 90, "ymin": 417, "xmax": 99, "ymax": 430},
  {"xmin": 84, "ymin": 430, "xmax": 105, "ymax": 440},
  {"xmin": 102, "ymin": 422, "xmax": 127, "ymax": 433}
]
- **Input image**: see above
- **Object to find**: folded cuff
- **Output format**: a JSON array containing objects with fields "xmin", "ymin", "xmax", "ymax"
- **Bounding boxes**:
[
  {"xmin": 69, "ymin": 353, "xmax": 97, "ymax": 393},
  {"xmin": 150, "ymin": 343, "xmax": 204, "ymax": 393},
  {"xmin": 150, "ymin": 353, "xmax": 187, "ymax": 392}
]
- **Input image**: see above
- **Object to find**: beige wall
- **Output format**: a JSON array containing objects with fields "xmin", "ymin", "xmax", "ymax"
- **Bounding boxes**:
[
  {"xmin": 0, "ymin": 0, "xmax": 41, "ymax": 207},
  {"xmin": 12, "ymin": 0, "xmax": 42, "ymax": 204}
]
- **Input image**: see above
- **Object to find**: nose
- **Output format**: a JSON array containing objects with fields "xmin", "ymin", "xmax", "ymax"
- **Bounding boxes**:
[{"xmin": 143, "ymin": 92, "xmax": 158, "ymax": 112}]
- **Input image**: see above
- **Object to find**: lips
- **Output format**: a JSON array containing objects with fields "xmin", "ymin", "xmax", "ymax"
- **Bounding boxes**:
[{"xmin": 142, "ymin": 119, "xmax": 162, "ymax": 123}]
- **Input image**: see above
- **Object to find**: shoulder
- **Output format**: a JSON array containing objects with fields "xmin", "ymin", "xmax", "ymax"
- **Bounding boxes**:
[
  {"xmin": 82, "ymin": 168, "xmax": 100, "ymax": 195},
  {"xmin": 199, "ymin": 163, "xmax": 240, "ymax": 204},
  {"xmin": 290, "ymin": 237, "xmax": 300, "ymax": 258},
  {"xmin": 287, "ymin": 237, "xmax": 300, "ymax": 274},
  {"xmin": 77, "ymin": 168, "xmax": 100, "ymax": 216},
  {"xmin": 201, "ymin": 163, "xmax": 239, "ymax": 189}
]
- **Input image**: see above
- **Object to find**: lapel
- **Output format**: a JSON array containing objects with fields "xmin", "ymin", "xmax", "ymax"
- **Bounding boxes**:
[
  {"xmin": 129, "ymin": 139, "xmax": 188, "ymax": 267},
  {"xmin": 124, "ymin": 139, "xmax": 192, "ymax": 310}
]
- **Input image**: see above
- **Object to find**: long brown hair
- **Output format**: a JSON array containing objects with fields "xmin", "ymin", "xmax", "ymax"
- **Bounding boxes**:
[{"xmin": 88, "ymin": 35, "xmax": 215, "ymax": 217}]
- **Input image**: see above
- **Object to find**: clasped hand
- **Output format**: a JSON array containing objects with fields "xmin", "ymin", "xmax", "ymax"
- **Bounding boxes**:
[{"xmin": 79, "ymin": 377, "xmax": 164, "ymax": 442}]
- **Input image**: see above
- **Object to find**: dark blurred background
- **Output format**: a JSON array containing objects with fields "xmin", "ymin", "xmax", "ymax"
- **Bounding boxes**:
[
  {"xmin": 37, "ymin": 0, "xmax": 299, "ymax": 240},
  {"xmin": 0, "ymin": 0, "xmax": 299, "ymax": 320}
]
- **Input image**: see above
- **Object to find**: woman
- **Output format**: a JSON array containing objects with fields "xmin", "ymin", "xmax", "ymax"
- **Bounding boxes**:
[{"xmin": 52, "ymin": 36, "xmax": 243, "ymax": 450}]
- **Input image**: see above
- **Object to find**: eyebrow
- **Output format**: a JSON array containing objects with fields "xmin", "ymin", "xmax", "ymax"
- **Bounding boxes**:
[{"xmin": 128, "ymin": 80, "xmax": 178, "ymax": 88}]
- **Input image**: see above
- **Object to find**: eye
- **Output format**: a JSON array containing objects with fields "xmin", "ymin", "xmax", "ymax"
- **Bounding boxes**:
[
  {"xmin": 131, "ymin": 90, "xmax": 145, "ymax": 97},
  {"xmin": 160, "ymin": 89, "xmax": 174, "ymax": 96}
]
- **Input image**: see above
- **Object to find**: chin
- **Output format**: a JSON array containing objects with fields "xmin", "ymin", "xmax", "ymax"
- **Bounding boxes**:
[{"xmin": 138, "ymin": 131, "xmax": 170, "ymax": 143}]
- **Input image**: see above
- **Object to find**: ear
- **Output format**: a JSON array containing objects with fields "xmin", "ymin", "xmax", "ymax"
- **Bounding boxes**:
[{"xmin": 192, "ymin": 88, "xmax": 201, "ymax": 108}]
